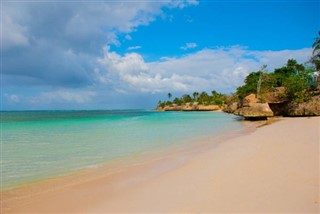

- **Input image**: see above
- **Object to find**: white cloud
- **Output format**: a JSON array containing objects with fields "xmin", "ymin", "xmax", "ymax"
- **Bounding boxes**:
[
  {"xmin": 249, "ymin": 48, "xmax": 312, "ymax": 71},
  {"xmin": 3, "ymin": 1, "xmax": 199, "ymax": 86},
  {"xmin": 180, "ymin": 42, "xmax": 197, "ymax": 50},
  {"xmin": 2, "ymin": 1, "xmax": 313, "ymax": 110},
  {"xmin": 97, "ymin": 46, "xmax": 312, "ymax": 94},
  {"xmin": 127, "ymin": 46, "xmax": 142, "ymax": 51},
  {"xmin": 3, "ymin": 46, "xmax": 312, "ymax": 109},
  {"xmin": 169, "ymin": 0, "xmax": 199, "ymax": 9}
]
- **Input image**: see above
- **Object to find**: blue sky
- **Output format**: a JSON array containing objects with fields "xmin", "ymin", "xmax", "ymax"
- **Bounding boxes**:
[
  {"xmin": 117, "ymin": 1, "xmax": 318, "ymax": 56},
  {"xmin": 2, "ymin": 0, "xmax": 319, "ymax": 110}
]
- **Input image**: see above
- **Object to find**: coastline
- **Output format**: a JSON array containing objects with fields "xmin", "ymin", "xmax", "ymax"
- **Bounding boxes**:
[{"xmin": 2, "ymin": 117, "xmax": 319, "ymax": 213}]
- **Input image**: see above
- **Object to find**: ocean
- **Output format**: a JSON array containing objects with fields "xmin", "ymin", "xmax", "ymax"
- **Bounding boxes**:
[{"xmin": 1, "ymin": 110, "xmax": 244, "ymax": 190}]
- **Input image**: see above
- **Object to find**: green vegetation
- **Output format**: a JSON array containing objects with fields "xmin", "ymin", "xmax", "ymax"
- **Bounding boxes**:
[
  {"xmin": 157, "ymin": 90, "xmax": 233, "ymax": 108},
  {"xmin": 158, "ymin": 32, "xmax": 319, "ymax": 108},
  {"xmin": 311, "ymin": 31, "xmax": 320, "ymax": 71},
  {"xmin": 235, "ymin": 59, "xmax": 316, "ymax": 103}
]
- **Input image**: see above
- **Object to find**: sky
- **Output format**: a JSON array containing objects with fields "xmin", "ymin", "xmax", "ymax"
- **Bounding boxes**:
[{"xmin": 2, "ymin": 0, "xmax": 319, "ymax": 110}]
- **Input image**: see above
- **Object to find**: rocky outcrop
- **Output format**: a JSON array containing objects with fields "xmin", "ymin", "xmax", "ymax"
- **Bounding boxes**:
[
  {"xmin": 268, "ymin": 102, "xmax": 288, "ymax": 116},
  {"xmin": 157, "ymin": 103, "xmax": 221, "ymax": 111},
  {"xmin": 230, "ymin": 90, "xmax": 320, "ymax": 120},
  {"xmin": 222, "ymin": 102, "xmax": 239, "ymax": 113},
  {"xmin": 162, "ymin": 105, "xmax": 183, "ymax": 111},
  {"xmin": 233, "ymin": 94, "xmax": 274, "ymax": 119},
  {"xmin": 197, "ymin": 104, "xmax": 220, "ymax": 111},
  {"xmin": 243, "ymin": 93, "xmax": 258, "ymax": 107},
  {"xmin": 263, "ymin": 87, "xmax": 287, "ymax": 103},
  {"xmin": 234, "ymin": 103, "xmax": 274, "ymax": 120},
  {"xmin": 285, "ymin": 96, "xmax": 320, "ymax": 116}
]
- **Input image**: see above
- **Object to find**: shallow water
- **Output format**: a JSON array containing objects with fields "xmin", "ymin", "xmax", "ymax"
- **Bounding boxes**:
[{"xmin": 1, "ymin": 110, "xmax": 244, "ymax": 190}]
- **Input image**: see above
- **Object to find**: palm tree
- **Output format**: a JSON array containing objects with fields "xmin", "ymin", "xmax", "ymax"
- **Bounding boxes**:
[
  {"xmin": 157, "ymin": 100, "xmax": 164, "ymax": 108},
  {"xmin": 312, "ymin": 31, "xmax": 320, "ymax": 56},
  {"xmin": 311, "ymin": 31, "xmax": 320, "ymax": 71},
  {"xmin": 211, "ymin": 90, "xmax": 218, "ymax": 97},
  {"xmin": 192, "ymin": 92, "xmax": 199, "ymax": 101},
  {"xmin": 199, "ymin": 91, "xmax": 209, "ymax": 104},
  {"xmin": 167, "ymin": 92, "xmax": 172, "ymax": 100},
  {"xmin": 182, "ymin": 94, "xmax": 192, "ymax": 103}
]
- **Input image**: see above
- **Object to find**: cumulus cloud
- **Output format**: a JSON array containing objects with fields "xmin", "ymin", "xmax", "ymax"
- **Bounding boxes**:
[
  {"xmin": 97, "ymin": 46, "xmax": 312, "ymax": 94},
  {"xmin": 3, "ymin": 1, "xmax": 197, "ymax": 88},
  {"xmin": 2, "ymin": 0, "xmax": 312, "ymax": 109},
  {"xmin": 3, "ymin": 46, "xmax": 311, "ymax": 109},
  {"xmin": 249, "ymin": 48, "xmax": 312, "ymax": 70},
  {"xmin": 180, "ymin": 42, "xmax": 198, "ymax": 50}
]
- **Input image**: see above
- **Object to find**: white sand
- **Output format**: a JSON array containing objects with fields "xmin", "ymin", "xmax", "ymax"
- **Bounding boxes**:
[{"xmin": 2, "ymin": 117, "xmax": 319, "ymax": 213}]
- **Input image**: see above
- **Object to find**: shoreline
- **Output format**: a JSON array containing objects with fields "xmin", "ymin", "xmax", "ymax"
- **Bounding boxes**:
[
  {"xmin": 2, "ymin": 117, "xmax": 319, "ymax": 213},
  {"xmin": 1, "ymin": 113, "xmax": 249, "ymax": 191},
  {"xmin": 1, "ymin": 117, "xmax": 253, "ymax": 200}
]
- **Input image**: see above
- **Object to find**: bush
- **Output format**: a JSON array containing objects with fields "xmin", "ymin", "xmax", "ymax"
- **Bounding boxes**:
[
  {"xmin": 284, "ymin": 72, "xmax": 311, "ymax": 103},
  {"xmin": 236, "ymin": 71, "xmax": 261, "ymax": 98}
]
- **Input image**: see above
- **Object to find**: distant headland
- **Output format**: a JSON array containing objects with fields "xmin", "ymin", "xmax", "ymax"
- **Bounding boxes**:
[{"xmin": 156, "ymin": 32, "xmax": 320, "ymax": 120}]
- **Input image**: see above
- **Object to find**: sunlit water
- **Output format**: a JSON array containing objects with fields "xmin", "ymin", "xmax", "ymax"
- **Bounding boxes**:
[{"xmin": 1, "ymin": 110, "xmax": 244, "ymax": 190}]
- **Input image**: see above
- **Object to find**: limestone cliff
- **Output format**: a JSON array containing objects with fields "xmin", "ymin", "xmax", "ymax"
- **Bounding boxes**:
[
  {"xmin": 285, "ymin": 96, "xmax": 320, "ymax": 116},
  {"xmin": 157, "ymin": 103, "xmax": 221, "ymax": 112},
  {"xmin": 226, "ymin": 90, "xmax": 320, "ymax": 119}
]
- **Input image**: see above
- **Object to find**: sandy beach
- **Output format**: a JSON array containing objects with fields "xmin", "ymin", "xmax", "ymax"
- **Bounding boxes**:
[{"xmin": 2, "ymin": 117, "xmax": 319, "ymax": 213}]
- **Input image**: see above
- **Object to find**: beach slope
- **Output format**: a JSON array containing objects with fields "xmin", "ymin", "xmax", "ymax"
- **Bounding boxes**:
[{"xmin": 2, "ymin": 117, "xmax": 319, "ymax": 213}]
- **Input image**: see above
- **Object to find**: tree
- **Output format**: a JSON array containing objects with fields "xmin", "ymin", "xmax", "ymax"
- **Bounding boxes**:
[
  {"xmin": 272, "ymin": 59, "xmax": 306, "ymax": 87},
  {"xmin": 312, "ymin": 31, "xmax": 320, "ymax": 56},
  {"xmin": 286, "ymin": 59, "xmax": 305, "ymax": 73},
  {"xmin": 284, "ymin": 70, "xmax": 311, "ymax": 103},
  {"xmin": 173, "ymin": 97, "xmax": 183, "ymax": 105},
  {"xmin": 286, "ymin": 59, "xmax": 298, "ymax": 67},
  {"xmin": 211, "ymin": 91, "xmax": 226, "ymax": 105},
  {"xmin": 167, "ymin": 93, "xmax": 172, "ymax": 100},
  {"xmin": 182, "ymin": 94, "xmax": 192, "ymax": 103},
  {"xmin": 311, "ymin": 31, "xmax": 320, "ymax": 71},
  {"xmin": 211, "ymin": 90, "xmax": 218, "ymax": 97},
  {"xmin": 192, "ymin": 92, "xmax": 199, "ymax": 101},
  {"xmin": 236, "ymin": 71, "xmax": 262, "ymax": 98},
  {"xmin": 257, "ymin": 65, "xmax": 267, "ymax": 97},
  {"xmin": 198, "ymin": 91, "xmax": 209, "ymax": 104},
  {"xmin": 157, "ymin": 100, "xmax": 165, "ymax": 108}
]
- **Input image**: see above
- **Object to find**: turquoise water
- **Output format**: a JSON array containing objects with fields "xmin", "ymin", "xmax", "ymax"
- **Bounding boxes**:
[{"xmin": 1, "ymin": 110, "xmax": 243, "ymax": 190}]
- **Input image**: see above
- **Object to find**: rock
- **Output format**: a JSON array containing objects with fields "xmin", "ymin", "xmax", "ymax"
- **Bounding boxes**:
[
  {"xmin": 197, "ymin": 104, "xmax": 220, "ymax": 111},
  {"xmin": 243, "ymin": 93, "xmax": 258, "ymax": 107},
  {"xmin": 263, "ymin": 87, "xmax": 287, "ymax": 103},
  {"xmin": 268, "ymin": 102, "xmax": 288, "ymax": 116},
  {"xmin": 160, "ymin": 103, "xmax": 220, "ymax": 111},
  {"xmin": 182, "ymin": 104, "xmax": 198, "ymax": 111},
  {"xmin": 285, "ymin": 96, "xmax": 320, "ymax": 116},
  {"xmin": 234, "ymin": 103, "xmax": 274, "ymax": 120},
  {"xmin": 236, "ymin": 94, "xmax": 273, "ymax": 119},
  {"xmin": 163, "ymin": 105, "xmax": 183, "ymax": 111},
  {"xmin": 222, "ymin": 102, "xmax": 239, "ymax": 113},
  {"xmin": 155, "ymin": 107, "xmax": 165, "ymax": 111}
]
